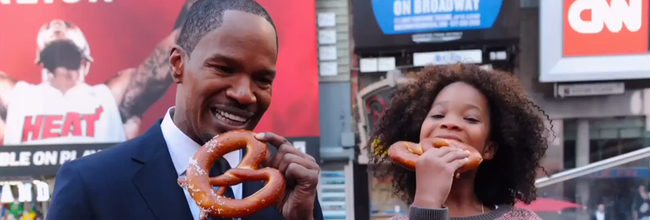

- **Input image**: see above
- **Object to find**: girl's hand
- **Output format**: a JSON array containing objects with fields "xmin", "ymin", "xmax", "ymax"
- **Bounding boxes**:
[{"xmin": 412, "ymin": 140, "xmax": 470, "ymax": 209}]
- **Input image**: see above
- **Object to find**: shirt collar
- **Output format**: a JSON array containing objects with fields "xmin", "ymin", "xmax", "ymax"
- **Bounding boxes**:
[
  {"xmin": 160, "ymin": 107, "xmax": 241, "ymax": 176},
  {"xmin": 161, "ymin": 107, "xmax": 202, "ymax": 176}
]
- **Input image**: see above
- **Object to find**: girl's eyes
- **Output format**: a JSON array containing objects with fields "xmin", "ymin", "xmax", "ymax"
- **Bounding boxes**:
[
  {"xmin": 465, "ymin": 117, "xmax": 480, "ymax": 123},
  {"xmin": 431, "ymin": 114, "xmax": 481, "ymax": 124}
]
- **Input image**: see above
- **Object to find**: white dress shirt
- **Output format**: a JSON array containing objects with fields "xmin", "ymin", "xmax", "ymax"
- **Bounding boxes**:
[{"xmin": 161, "ymin": 107, "xmax": 242, "ymax": 220}]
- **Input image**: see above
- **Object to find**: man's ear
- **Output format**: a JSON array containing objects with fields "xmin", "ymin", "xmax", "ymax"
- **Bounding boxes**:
[
  {"xmin": 482, "ymin": 141, "xmax": 497, "ymax": 160},
  {"xmin": 170, "ymin": 45, "xmax": 186, "ymax": 84}
]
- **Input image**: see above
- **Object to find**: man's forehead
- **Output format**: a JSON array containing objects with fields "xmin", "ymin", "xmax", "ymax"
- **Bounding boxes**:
[
  {"xmin": 220, "ymin": 10, "xmax": 275, "ymax": 34},
  {"xmin": 220, "ymin": 10, "xmax": 278, "ymax": 46},
  {"xmin": 197, "ymin": 12, "xmax": 276, "ymax": 50},
  {"xmin": 222, "ymin": 10, "xmax": 262, "ymax": 24}
]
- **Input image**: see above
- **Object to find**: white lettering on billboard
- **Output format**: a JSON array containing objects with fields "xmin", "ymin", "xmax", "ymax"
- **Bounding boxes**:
[
  {"xmin": 34, "ymin": 180, "xmax": 50, "ymax": 202},
  {"xmin": 58, "ymin": 150, "xmax": 77, "ymax": 165},
  {"xmin": 17, "ymin": 183, "xmax": 32, "ymax": 202},
  {"xmin": 0, "ymin": 181, "xmax": 50, "ymax": 203},
  {"xmin": 0, "ymin": 183, "xmax": 13, "ymax": 203},
  {"xmin": 32, "ymin": 150, "xmax": 58, "ymax": 166},
  {"xmin": 568, "ymin": 0, "xmax": 642, "ymax": 33},
  {"xmin": 0, "ymin": 149, "xmax": 101, "ymax": 168},
  {"xmin": 397, "ymin": 0, "xmax": 480, "ymax": 16}
]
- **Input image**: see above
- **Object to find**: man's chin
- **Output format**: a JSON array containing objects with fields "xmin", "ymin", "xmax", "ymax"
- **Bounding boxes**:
[
  {"xmin": 198, "ymin": 132, "xmax": 219, "ymax": 145},
  {"xmin": 199, "ymin": 123, "xmax": 247, "ymax": 140}
]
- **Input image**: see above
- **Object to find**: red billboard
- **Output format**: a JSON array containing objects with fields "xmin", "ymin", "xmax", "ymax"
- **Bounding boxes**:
[
  {"xmin": 541, "ymin": 0, "xmax": 650, "ymax": 82},
  {"xmin": 563, "ymin": 0, "xmax": 649, "ymax": 56},
  {"xmin": 0, "ymin": 0, "xmax": 320, "ymax": 146}
]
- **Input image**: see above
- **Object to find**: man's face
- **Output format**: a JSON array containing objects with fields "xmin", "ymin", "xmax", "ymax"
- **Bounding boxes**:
[
  {"xmin": 48, "ymin": 65, "xmax": 85, "ymax": 92},
  {"xmin": 174, "ymin": 10, "xmax": 277, "ymax": 144}
]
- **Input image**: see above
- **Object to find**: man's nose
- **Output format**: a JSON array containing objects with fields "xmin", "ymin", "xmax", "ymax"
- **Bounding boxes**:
[{"xmin": 226, "ymin": 76, "xmax": 257, "ymax": 105}]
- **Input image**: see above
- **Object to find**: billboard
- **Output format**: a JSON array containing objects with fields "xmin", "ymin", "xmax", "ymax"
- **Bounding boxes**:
[
  {"xmin": 0, "ymin": 0, "xmax": 319, "ymax": 174},
  {"xmin": 353, "ymin": 0, "xmax": 520, "ymax": 52},
  {"xmin": 540, "ymin": 0, "xmax": 650, "ymax": 82},
  {"xmin": 372, "ymin": 0, "xmax": 504, "ymax": 34}
]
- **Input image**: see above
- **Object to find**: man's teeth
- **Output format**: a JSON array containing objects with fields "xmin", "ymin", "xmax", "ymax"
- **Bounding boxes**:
[{"xmin": 215, "ymin": 110, "xmax": 247, "ymax": 123}]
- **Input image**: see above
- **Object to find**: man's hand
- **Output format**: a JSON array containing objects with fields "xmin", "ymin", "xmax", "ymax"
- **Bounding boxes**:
[{"xmin": 255, "ymin": 132, "xmax": 320, "ymax": 220}]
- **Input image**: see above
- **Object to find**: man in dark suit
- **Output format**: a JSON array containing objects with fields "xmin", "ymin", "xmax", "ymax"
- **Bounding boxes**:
[{"xmin": 47, "ymin": 0, "xmax": 323, "ymax": 219}]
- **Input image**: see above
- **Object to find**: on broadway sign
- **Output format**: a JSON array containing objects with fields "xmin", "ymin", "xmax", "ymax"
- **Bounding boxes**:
[
  {"xmin": 353, "ymin": 0, "xmax": 519, "ymax": 52},
  {"xmin": 541, "ymin": 0, "xmax": 650, "ymax": 82},
  {"xmin": 375, "ymin": 0, "xmax": 501, "ymax": 34}
]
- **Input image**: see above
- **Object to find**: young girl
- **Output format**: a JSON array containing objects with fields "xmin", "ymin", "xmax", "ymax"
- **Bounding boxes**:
[{"xmin": 369, "ymin": 64, "xmax": 549, "ymax": 219}]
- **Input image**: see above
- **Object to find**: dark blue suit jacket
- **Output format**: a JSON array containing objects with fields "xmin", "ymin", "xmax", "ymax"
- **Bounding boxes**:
[{"xmin": 47, "ymin": 121, "xmax": 324, "ymax": 220}]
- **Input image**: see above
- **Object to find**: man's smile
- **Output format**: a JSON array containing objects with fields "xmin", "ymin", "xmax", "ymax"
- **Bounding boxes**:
[{"xmin": 210, "ymin": 105, "xmax": 254, "ymax": 126}]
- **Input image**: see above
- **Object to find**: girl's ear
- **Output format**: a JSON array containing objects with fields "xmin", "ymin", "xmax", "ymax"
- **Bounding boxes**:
[{"xmin": 482, "ymin": 141, "xmax": 497, "ymax": 160}]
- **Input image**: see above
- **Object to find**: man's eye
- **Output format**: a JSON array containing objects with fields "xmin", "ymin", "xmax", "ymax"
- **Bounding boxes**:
[
  {"xmin": 258, "ymin": 77, "xmax": 273, "ymax": 84},
  {"xmin": 255, "ymin": 74, "xmax": 274, "ymax": 88},
  {"xmin": 257, "ymin": 79, "xmax": 273, "ymax": 89},
  {"xmin": 209, "ymin": 64, "xmax": 232, "ymax": 73}
]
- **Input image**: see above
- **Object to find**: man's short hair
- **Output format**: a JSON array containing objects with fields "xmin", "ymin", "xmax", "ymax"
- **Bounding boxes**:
[{"xmin": 177, "ymin": 0, "xmax": 277, "ymax": 54}]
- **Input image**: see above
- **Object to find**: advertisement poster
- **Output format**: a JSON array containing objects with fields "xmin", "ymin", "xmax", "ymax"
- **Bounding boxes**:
[
  {"xmin": 0, "ymin": 0, "xmax": 319, "ymax": 175},
  {"xmin": 540, "ymin": 0, "xmax": 650, "ymax": 82},
  {"xmin": 353, "ymin": 0, "xmax": 520, "ymax": 51}
]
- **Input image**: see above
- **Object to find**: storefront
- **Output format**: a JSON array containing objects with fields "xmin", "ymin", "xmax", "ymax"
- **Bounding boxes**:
[{"xmin": 527, "ymin": 1, "xmax": 650, "ymax": 219}]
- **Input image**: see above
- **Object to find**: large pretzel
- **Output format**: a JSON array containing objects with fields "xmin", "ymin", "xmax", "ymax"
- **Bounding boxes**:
[
  {"xmin": 387, "ymin": 138, "xmax": 483, "ymax": 173},
  {"xmin": 178, "ymin": 130, "xmax": 285, "ymax": 219}
]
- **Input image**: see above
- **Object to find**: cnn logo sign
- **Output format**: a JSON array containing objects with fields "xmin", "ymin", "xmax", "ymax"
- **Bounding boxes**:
[{"xmin": 564, "ymin": 0, "xmax": 649, "ymax": 56}]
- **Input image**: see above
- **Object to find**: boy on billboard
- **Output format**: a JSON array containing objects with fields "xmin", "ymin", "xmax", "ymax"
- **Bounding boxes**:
[{"xmin": 0, "ymin": 19, "xmax": 178, "ymax": 145}]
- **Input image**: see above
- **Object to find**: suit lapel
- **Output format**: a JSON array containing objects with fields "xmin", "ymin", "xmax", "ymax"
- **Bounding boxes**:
[{"xmin": 132, "ymin": 122, "xmax": 193, "ymax": 220}]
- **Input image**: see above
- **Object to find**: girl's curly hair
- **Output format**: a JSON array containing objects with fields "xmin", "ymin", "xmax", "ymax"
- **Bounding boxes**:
[{"xmin": 369, "ymin": 64, "xmax": 550, "ymax": 207}]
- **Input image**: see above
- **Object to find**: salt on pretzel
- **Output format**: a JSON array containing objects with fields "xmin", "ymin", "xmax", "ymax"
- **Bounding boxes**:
[{"xmin": 178, "ymin": 130, "xmax": 285, "ymax": 219}]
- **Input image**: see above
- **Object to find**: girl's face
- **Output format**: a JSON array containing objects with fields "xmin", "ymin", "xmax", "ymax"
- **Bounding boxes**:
[{"xmin": 420, "ymin": 81, "xmax": 494, "ymax": 158}]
